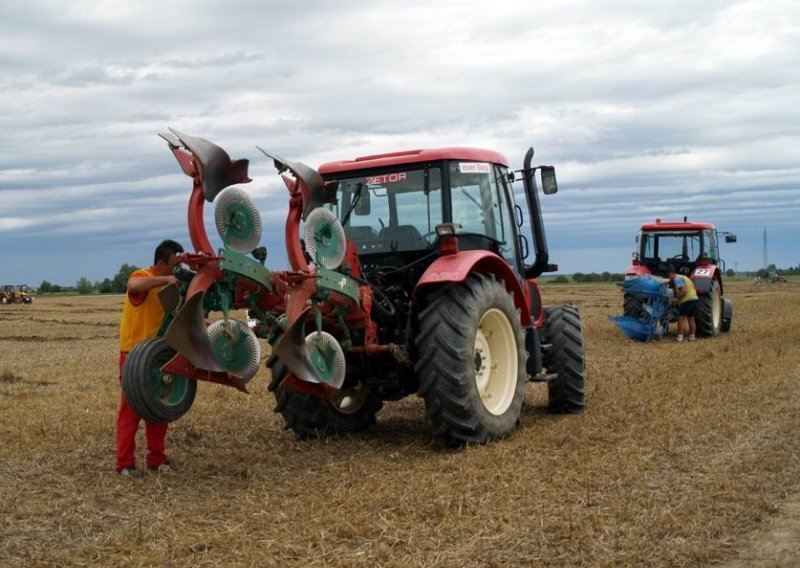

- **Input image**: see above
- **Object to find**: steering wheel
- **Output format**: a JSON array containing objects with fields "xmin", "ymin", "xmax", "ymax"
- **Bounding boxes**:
[{"xmin": 668, "ymin": 254, "xmax": 688, "ymax": 262}]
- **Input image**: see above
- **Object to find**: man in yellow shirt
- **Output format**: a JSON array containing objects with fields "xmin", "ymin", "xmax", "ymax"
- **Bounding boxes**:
[
  {"xmin": 668, "ymin": 271, "xmax": 699, "ymax": 343},
  {"xmin": 116, "ymin": 240, "xmax": 185, "ymax": 476}
]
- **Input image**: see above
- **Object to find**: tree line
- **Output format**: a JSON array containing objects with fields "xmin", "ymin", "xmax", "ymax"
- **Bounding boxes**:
[{"xmin": 38, "ymin": 264, "xmax": 140, "ymax": 295}]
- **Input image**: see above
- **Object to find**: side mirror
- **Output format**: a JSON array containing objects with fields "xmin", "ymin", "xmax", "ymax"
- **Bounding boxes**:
[
  {"xmin": 724, "ymin": 234, "xmax": 737, "ymax": 243},
  {"xmin": 353, "ymin": 185, "xmax": 371, "ymax": 216},
  {"xmin": 540, "ymin": 166, "xmax": 558, "ymax": 195}
]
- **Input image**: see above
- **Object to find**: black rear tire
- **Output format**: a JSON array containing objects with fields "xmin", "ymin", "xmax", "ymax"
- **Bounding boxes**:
[
  {"xmin": 696, "ymin": 280, "xmax": 722, "ymax": 337},
  {"xmin": 623, "ymin": 293, "xmax": 643, "ymax": 319},
  {"xmin": 121, "ymin": 337, "xmax": 197, "ymax": 423},
  {"xmin": 543, "ymin": 305, "xmax": 586, "ymax": 413},
  {"xmin": 267, "ymin": 343, "xmax": 382, "ymax": 439},
  {"xmin": 415, "ymin": 273, "xmax": 526, "ymax": 446}
]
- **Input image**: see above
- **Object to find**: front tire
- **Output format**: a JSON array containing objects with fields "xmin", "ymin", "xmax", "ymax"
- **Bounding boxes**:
[
  {"xmin": 623, "ymin": 293, "xmax": 643, "ymax": 319},
  {"xmin": 415, "ymin": 273, "xmax": 526, "ymax": 445},
  {"xmin": 721, "ymin": 298, "xmax": 733, "ymax": 332},
  {"xmin": 121, "ymin": 337, "xmax": 197, "ymax": 423},
  {"xmin": 267, "ymin": 346, "xmax": 382, "ymax": 439},
  {"xmin": 696, "ymin": 280, "xmax": 722, "ymax": 337},
  {"xmin": 543, "ymin": 305, "xmax": 586, "ymax": 413}
]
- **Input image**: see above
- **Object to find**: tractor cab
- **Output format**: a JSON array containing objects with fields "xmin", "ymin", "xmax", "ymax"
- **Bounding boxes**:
[
  {"xmin": 631, "ymin": 220, "xmax": 734, "ymax": 278},
  {"xmin": 319, "ymin": 147, "xmax": 557, "ymax": 283}
]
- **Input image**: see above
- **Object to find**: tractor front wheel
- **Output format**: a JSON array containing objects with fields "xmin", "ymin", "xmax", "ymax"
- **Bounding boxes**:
[
  {"xmin": 623, "ymin": 293, "xmax": 643, "ymax": 319},
  {"xmin": 721, "ymin": 298, "xmax": 733, "ymax": 332},
  {"xmin": 696, "ymin": 280, "xmax": 722, "ymax": 337},
  {"xmin": 267, "ymin": 350, "xmax": 383, "ymax": 439},
  {"xmin": 543, "ymin": 305, "xmax": 586, "ymax": 413},
  {"xmin": 121, "ymin": 337, "xmax": 197, "ymax": 423},
  {"xmin": 415, "ymin": 273, "xmax": 526, "ymax": 446}
]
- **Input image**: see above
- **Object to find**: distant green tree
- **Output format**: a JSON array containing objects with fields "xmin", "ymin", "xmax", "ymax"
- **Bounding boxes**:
[
  {"xmin": 552, "ymin": 275, "xmax": 570, "ymax": 284},
  {"xmin": 757, "ymin": 268, "xmax": 769, "ymax": 279},
  {"xmin": 39, "ymin": 280, "xmax": 53, "ymax": 293},
  {"xmin": 113, "ymin": 263, "xmax": 140, "ymax": 293},
  {"xmin": 97, "ymin": 278, "xmax": 115, "ymax": 293},
  {"xmin": 572, "ymin": 272, "xmax": 586, "ymax": 283},
  {"xmin": 725, "ymin": 269, "xmax": 735, "ymax": 277},
  {"xmin": 601, "ymin": 271, "xmax": 611, "ymax": 281},
  {"xmin": 76, "ymin": 277, "xmax": 94, "ymax": 295}
]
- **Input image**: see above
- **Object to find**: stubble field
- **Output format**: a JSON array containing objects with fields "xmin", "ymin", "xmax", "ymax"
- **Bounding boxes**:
[{"xmin": 1, "ymin": 280, "xmax": 799, "ymax": 567}]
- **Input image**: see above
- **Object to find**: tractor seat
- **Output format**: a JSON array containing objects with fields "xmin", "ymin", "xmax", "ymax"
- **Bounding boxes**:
[
  {"xmin": 347, "ymin": 225, "xmax": 382, "ymax": 253},
  {"xmin": 379, "ymin": 225, "xmax": 422, "ymax": 251}
]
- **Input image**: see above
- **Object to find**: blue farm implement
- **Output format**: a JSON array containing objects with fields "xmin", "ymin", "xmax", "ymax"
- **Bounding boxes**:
[{"xmin": 611, "ymin": 276, "xmax": 674, "ymax": 342}]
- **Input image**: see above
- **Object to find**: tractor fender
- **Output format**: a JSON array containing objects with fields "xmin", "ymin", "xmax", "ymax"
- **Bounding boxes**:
[
  {"xmin": 414, "ymin": 250, "xmax": 531, "ymax": 325},
  {"xmin": 691, "ymin": 265, "xmax": 723, "ymax": 296}
]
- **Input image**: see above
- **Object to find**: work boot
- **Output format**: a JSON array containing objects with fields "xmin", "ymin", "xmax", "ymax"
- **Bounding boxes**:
[
  {"xmin": 148, "ymin": 460, "xmax": 179, "ymax": 473},
  {"xmin": 118, "ymin": 466, "xmax": 141, "ymax": 477}
]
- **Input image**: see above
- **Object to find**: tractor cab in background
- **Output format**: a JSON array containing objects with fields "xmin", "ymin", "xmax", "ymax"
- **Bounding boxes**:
[{"xmin": 628, "ymin": 219, "xmax": 736, "ymax": 278}]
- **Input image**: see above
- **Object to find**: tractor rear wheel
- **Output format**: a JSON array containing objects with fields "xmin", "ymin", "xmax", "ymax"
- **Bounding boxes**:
[
  {"xmin": 415, "ymin": 273, "xmax": 526, "ymax": 446},
  {"xmin": 543, "ymin": 305, "xmax": 586, "ymax": 413},
  {"xmin": 696, "ymin": 280, "xmax": 722, "ymax": 337},
  {"xmin": 267, "ymin": 345, "xmax": 382, "ymax": 439},
  {"xmin": 121, "ymin": 337, "xmax": 197, "ymax": 423},
  {"xmin": 623, "ymin": 293, "xmax": 643, "ymax": 319}
]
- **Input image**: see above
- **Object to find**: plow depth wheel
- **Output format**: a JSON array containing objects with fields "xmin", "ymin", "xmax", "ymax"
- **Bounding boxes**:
[
  {"xmin": 416, "ymin": 273, "xmax": 526, "ymax": 446},
  {"xmin": 122, "ymin": 337, "xmax": 197, "ymax": 423},
  {"xmin": 696, "ymin": 280, "xmax": 722, "ymax": 337}
]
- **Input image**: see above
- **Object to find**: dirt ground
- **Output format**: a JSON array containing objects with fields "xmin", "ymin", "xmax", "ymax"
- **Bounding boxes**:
[{"xmin": 1, "ymin": 280, "xmax": 799, "ymax": 567}]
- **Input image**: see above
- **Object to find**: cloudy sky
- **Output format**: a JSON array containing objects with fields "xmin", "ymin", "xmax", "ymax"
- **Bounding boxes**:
[{"xmin": 1, "ymin": 0, "xmax": 798, "ymax": 286}]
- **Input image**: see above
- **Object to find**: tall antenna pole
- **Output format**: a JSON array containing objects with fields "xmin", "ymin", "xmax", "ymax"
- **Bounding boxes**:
[{"xmin": 762, "ymin": 227, "xmax": 768, "ymax": 269}]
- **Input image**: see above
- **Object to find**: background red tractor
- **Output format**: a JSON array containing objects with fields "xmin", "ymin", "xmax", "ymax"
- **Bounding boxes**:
[
  {"xmin": 623, "ymin": 218, "xmax": 737, "ymax": 336},
  {"xmin": 121, "ymin": 130, "xmax": 586, "ymax": 446}
]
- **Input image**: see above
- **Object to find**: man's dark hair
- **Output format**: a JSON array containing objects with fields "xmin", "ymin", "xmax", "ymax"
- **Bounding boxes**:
[{"xmin": 154, "ymin": 239, "xmax": 184, "ymax": 265}]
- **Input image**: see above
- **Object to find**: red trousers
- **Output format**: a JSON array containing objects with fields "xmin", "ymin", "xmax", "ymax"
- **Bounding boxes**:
[{"xmin": 116, "ymin": 352, "xmax": 168, "ymax": 471}]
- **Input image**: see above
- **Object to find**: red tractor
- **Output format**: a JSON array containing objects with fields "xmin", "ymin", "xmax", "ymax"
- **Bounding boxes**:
[
  {"xmin": 121, "ymin": 130, "xmax": 586, "ymax": 446},
  {"xmin": 623, "ymin": 218, "xmax": 736, "ymax": 336}
]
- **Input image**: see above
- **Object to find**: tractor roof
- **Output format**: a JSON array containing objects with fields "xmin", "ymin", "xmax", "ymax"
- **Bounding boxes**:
[
  {"xmin": 641, "ymin": 220, "xmax": 716, "ymax": 231},
  {"xmin": 318, "ymin": 147, "xmax": 509, "ymax": 174}
]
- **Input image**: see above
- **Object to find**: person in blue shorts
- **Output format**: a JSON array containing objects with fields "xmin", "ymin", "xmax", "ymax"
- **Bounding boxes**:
[{"xmin": 668, "ymin": 272, "xmax": 699, "ymax": 342}]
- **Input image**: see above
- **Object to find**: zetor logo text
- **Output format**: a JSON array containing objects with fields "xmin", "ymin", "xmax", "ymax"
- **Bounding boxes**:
[{"xmin": 365, "ymin": 172, "xmax": 407, "ymax": 185}]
